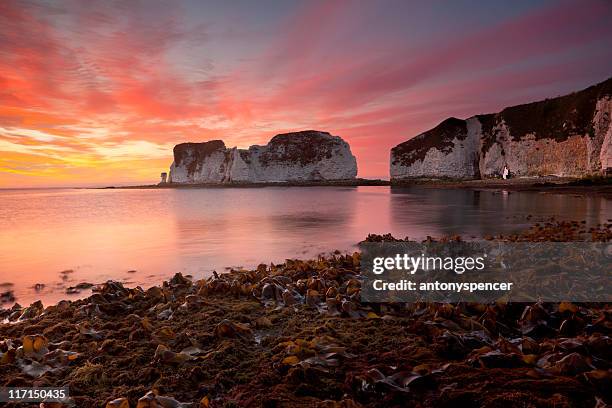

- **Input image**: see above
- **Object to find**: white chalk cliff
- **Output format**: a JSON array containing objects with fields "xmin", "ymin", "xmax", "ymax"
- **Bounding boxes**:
[
  {"xmin": 168, "ymin": 130, "xmax": 357, "ymax": 183},
  {"xmin": 391, "ymin": 77, "xmax": 612, "ymax": 180}
]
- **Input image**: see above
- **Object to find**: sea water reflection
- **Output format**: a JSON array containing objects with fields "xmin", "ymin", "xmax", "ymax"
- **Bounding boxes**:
[{"xmin": 0, "ymin": 186, "xmax": 608, "ymax": 305}]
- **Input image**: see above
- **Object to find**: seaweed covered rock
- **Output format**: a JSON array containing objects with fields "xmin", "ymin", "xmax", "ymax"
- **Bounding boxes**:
[
  {"xmin": 0, "ymin": 221, "xmax": 610, "ymax": 407},
  {"xmin": 169, "ymin": 130, "xmax": 357, "ymax": 183},
  {"xmin": 391, "ymin": 77, "xmax": 612, "ymax": 180}
]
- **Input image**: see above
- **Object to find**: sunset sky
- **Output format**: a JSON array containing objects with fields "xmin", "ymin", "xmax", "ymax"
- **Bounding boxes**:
[{"xmin": 1, "ymin": 0, "xmax": 612, "ymax": 187}]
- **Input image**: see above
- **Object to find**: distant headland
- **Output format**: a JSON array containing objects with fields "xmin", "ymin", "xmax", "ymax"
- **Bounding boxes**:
[{"xmin": 391, "ymin": 77, "xmax": 612, "ymax": 180}]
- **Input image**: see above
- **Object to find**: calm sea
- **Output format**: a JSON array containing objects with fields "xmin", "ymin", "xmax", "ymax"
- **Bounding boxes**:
[{"xmin": 0, "ymin": 186, "xmax": 609, "ymax": 306}]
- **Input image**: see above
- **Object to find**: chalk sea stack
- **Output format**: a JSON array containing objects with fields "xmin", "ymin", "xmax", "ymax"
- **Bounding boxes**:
[
  {"xmin": 391, "ymin": 77, "xmax": 612, "ymax": 180},
  {"xmin": 168, "ymin": 130, "xmax": 357, "ymax": 183}
]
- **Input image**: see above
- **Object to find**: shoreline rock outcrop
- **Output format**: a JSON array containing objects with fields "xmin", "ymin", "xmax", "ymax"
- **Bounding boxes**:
[
  {"xmin": 391, "ymin": 77, "xmax": 612, "ymax": 180},
  {"xmin": 168, "ymin": 130, "xmax": 357, "ymax": 184}
]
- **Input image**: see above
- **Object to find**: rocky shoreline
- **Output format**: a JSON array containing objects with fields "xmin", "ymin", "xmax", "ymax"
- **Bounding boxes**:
[
  {"xmin": 101, "ymin": 176, "xmax": 612, "ymax": 197},
  {"xmin": 1, "ymin": 221, "xmax": 611, "ymax": 407},
  {"xmin": 391, "ymin": 176, "xmax": 612, "ymax": 197},
  {"xmin": 104, "ymin": 178, "xmax": 391, "ymax": 189}
]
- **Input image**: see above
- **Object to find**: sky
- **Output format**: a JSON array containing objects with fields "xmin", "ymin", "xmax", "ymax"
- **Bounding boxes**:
[{"xmin": 1, "ymin": 0, "xmax": 611, "ymax": 187}]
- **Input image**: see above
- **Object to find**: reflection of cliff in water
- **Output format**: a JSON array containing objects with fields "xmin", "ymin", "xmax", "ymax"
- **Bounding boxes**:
[
  {"xmin": 169, "ymin": 187, "xmax": 357, "ymax": 272},
  {"xmin": 390, "ymin": 186, "xmax": 610, "ymax": 238},
  {"xmin": 253, "ymin": 187, "xmax": 356, "ymax": 237}
]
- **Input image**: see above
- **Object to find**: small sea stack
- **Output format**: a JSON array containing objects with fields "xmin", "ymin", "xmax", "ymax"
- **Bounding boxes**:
[{"xmin": 167, "ymin": 130, "xmax": 358, "ymax": 184}]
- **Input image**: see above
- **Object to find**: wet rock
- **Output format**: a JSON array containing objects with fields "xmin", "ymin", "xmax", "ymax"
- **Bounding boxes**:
[
  {"xmin": 1, "ymin": 290, "xmax": 16, "ymax": 304},
  {"xmin": 157, "ymin": 309, "xmax": 173, "ymax": 320},
  {"xmin": 459, "ymin": 330, "xmax": 493, "ymax": 350},
  {"xmin": 97, "ymin": 338, "xmax": 124, "ymax": 356},
  {"xmin": 519, "ymin": 336, "xmax": 540, "ymax": 354},
  {"xmin": 19, "ymin": 300, "xmax": 44, "ymax": 320},
  {"xmin": 437, "ymin": 331, "xmax": 469, "ymax": 359},
  {"xmin": 180, "ymin": 294, "xmax": 205, "ymax": 311},
  {"xmin": 0, "ymin": 341, "xmax": 16, "ymax": 364},
  {"xmin": 146, "ymin": 286, "xmax": 165, "ymax": 301},
  {"xmin": 214, "ymin": 320, "xmax": 252, "ymax": 338},
  {"xmin": 554, "ymin": 352, "xmax": 594, "ymax": 375},
  {"xmin": 325, "ymin": 287, "xmax": 338, "ymax": 298},
  {"xmin": 154, "ymin": 344, "xmax": 193, "ymax": 365},
  {"xmin": 76, "ymin": 303, "xmax": 103, "ymax": 317},
  {"xmin": 106, "ymin": 398, "xmax": 130, "ymax": 408},
  {"xmin": 583, "ymin": 369, "xmax": 611, "ymax": 392},
  {"xmin": 520, "ymin": 320, "xmax": 557, "ymax": 338},
  {"xmin": 261, "ymin": 283, "xmax": 282, "ymax": 301},
  {"xmin": 357, "ymin": 368, "xmax": 410, "ymax": 394},
  {"xmin": 520, "ymin": 303, "xmax": 549, "ymax": 322},
  {"xmin": 559, "ymin": 316, "xmax": 585, "ymax": 336},
  {"xmin": 586, "ymin": 335, "xmax": 611, "ymax": 360},
  {"xmin": 307, "ymin": 278, "xmax": 324, "ymax": 291},
  {"xmin": 136, "ymin": 391, "xmax": 190, "ymax": 408},
  {"xmin": 340, "ymin": 299, "xmax": 359, "ymax": 318},
  {"xmin": 306, "ymin": 290, "xmax": 320, "ymax": 307},
  {"xmin": 92, "ymin": 280, "xmax": 129, "ymax": 298},
  {"xmin": 153, "ymin": 327, "xmax": 176, "ymax": 342},
  {"xmin": 325, "ymin": 297, "xmax": 340, "ymax": 316},
  {"xmin": 33, "ymin": 283, "xmax": 46, "ymax": 292},
  {"xmin": 558, "ymin": 338, "xmax": 586, "ymax": 353},
  {"xmin": 282, "ymin": 289, "xmax": 297, "ymax": 306},
  {"xmin": 169, "ymin": 272, "xmax": 191, "ymax": 287},
  {"xmin": 88, "ymin": 294, "xmax": 107, "ymax": 305},
  {"xmin": 77, "ymin": 323, "xmax": 104, "ymax": 340},
  {"xmin": 345, "ymin": 279, "xmax": 360, "ymax": 297},
  {"xmin": 477, "ymin": 350, "xmax": 524, "ymax": 368},
  {"xmin": 59, "ymin": 269, "xmax": 74, "ymax": 281},
  {"xmin": 8, "ymin": 303, "xmax": 23, "ymax": 321},
  {"xmin": 254, "ymin": 316, "xmax": 273, "ymax": 328}
]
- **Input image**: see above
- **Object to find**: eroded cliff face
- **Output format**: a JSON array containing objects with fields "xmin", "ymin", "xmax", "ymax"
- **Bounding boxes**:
[
  {"xmin": 168, "ymin": 130, "xmax": 357, "ymax": 183},
  {"xmin": 391, "ymin": 78, "xmax": 612, "ymax": 180},
  {"xmin": 390, "ymin": 117, "xmax": 481, "ymax": 179}
]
